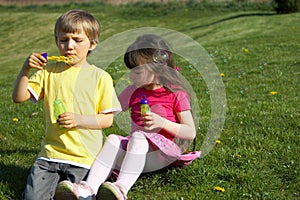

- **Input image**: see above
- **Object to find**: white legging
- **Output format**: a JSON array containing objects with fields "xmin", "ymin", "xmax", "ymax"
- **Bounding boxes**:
[{"xmin": 86, "ymin": 131, "xmax": 172, "ymax": 195}]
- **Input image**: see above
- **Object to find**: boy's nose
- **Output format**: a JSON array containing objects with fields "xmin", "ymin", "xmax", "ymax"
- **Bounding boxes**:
[{"xmin": 66, "ymin": 40, "xmax": 75, "ymax": 49}]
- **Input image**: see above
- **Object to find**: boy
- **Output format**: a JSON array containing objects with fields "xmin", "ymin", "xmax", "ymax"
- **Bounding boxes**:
[{"xmin": 12, "ymin": 9, "xmax": 121, "ymax": 200}]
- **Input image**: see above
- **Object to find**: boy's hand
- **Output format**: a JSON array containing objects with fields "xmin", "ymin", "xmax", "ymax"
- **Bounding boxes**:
[
  {"xmin": 57, "ymin": 112, "xmax": 77, "ymax": 129},
  {"xmin": 23, "ymin": 52, "xmax": 47, "ymax": 70}
]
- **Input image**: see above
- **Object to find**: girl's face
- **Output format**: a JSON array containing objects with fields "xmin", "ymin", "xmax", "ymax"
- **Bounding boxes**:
[
  {"xmin": 56, "ymin": 29, "xmax": 96, "ymax": 67},
  {"xmin": 129, "ymin": 65, "xmax": 156, "ymax": 88}
]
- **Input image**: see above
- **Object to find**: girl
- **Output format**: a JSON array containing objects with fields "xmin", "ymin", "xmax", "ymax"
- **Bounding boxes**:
[{"xmin": 56, "ymin": 34, "xmax": 201, "ymax": 200}]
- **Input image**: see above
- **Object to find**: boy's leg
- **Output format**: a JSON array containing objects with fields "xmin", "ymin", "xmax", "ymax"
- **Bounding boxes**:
[
  {"xmin": 53, "ymin": 164, "xmax": 89, "ymax": 199},
  {"xmin": 63, "ymin": 163, "xmax": 89, "ymax": 183},
  {"xmin": 22, "ymin": 160, "xmax": 60, "ymax": 200}
]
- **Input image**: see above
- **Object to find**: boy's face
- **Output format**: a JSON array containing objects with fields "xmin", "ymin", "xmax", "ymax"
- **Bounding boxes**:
[{"xmin": 56, "ymin": 29, "xmax": 96, "ymax": 66}]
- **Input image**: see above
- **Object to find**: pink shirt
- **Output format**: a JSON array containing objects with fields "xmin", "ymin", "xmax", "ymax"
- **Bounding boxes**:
[{"xmin": 118, "ymin": 85, "xmax": 191, "ymax": 140}]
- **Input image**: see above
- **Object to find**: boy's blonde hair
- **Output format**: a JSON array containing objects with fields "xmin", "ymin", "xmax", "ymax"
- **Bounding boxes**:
[{"xmin": 54, "ymin": 9, "xmax": 100, "ymax": 47}]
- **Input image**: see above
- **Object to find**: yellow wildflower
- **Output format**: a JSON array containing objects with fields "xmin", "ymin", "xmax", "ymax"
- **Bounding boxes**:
[
  {"xmin": 220, "ymin": 73, "xmax": 225, "ymax": 77},
  {"xmin": 216, "ymin": 139, "xmax": 221, "ymax": 144},
  {"xmin": 270, "ymin": 91, "xmax": 278, "ymax": 95},
  {"xmin": 214, "ymin": 186, "xmax": 225, "ymax": 192},
  {"xmin": 243, "ymin": 48, "xmax": 249, "ymax": 53},
  {"xmin": 12, "ymin": 117, "xmax": 19, "ymax": 122}
]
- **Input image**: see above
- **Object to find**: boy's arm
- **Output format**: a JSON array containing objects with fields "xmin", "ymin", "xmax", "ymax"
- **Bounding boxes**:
[
  {"xmin": 12, "ymin": 67, "xmax": 32, "ymax": 103},
  {"xmin": 57, "ymin": 112, "xmax": 114, "ymax": 130},
  {"xmin": 12, "ymin": 53, "xmax": 47, "ymax": 103}
]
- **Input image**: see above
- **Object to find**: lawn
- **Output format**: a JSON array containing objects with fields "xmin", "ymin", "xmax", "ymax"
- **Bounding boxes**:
[{"xmin": 0, "ymin": 1, "xmax": 299, "ymax": 199}]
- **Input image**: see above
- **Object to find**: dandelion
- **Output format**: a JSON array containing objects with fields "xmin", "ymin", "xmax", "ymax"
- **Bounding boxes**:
[
  {"xmin": 270, "ymin": 91, "xmax": 278, "ymax": 95},
  {"xmin": 214, "ymin": 186, "xmax": 225, "ymax": 192},
  {"xmin": 243, "ymin": 48, "xmax": 249, "ymax": 53},
  {"xmin": 12, "ymin": 117, "xmax": 19, "ymax": 122},
  {"xmin": 220, "ymin": 73, "xmax": 225, "ymax": 77},
  {"xmin": 235, "ymin": 154, "xmax": 241, "ymax": 159},
  {"xmin": 216, "ymin": 139, "xmax": 221, "ymax": 144}
]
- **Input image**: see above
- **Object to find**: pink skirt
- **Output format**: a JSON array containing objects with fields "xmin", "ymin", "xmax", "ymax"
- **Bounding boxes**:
[{"xmin": 116, "ymin": 131, "xmax": 201, "ymax": 167}]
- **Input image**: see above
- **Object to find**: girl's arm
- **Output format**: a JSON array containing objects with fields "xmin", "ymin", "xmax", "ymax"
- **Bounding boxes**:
[
  {"xmin": 57, "ymin": 112, "xmax": 114, "ymax": 129},
  {"xmin": 142, "ymin": 110, "xmax": 196, "ymax": 140},
  {"xmin": 12, "ymin": 53, "xmax": 46, "ymax": 103}
]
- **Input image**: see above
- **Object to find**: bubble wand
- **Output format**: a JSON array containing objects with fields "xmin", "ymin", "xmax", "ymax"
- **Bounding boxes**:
[{"xmin": 42, "ymin": 52, "xmax": 73, "ymax": 63}]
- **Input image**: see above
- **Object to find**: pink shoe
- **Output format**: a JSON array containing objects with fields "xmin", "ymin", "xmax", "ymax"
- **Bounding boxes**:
[
  {"xmin": 97, "ymin": 182, "xmax": 127, "ymax": 200},
  {"xmin": 55, "ymin": 180, "xmax": 96, "ymax": 200}
]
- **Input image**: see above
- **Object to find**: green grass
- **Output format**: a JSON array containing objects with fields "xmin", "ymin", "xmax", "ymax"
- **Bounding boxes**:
[{"xmin": 0, "ymin": 1, "xmax": 299, "ymax": 199}]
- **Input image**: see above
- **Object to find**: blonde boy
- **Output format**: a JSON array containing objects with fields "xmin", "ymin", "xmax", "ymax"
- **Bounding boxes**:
[{"xmin": 12, "ymin": 10, "xmax": 121, "ymax": 200}]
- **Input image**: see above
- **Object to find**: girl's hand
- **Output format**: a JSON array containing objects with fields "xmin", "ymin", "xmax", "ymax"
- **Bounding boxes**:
[
  {"xmin": 142, "ymin": 110, "xmax": 196, "ymax": 140},
  {"xmin": 23, "ymin": 52, "xmax": 47, "ymax": 71},
  {"xmin": 57, "ymin": 112, "xmax": 78, "ymax": 129},
  {"xmin": 141, "ymin": 112, "xmax": 166, "ymax": 131}
]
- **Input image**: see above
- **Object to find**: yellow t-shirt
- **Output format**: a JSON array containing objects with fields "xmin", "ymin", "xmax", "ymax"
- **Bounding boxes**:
[{"xmin": 28, "ymin": 63, "xmax": 121, "ymax": 168}]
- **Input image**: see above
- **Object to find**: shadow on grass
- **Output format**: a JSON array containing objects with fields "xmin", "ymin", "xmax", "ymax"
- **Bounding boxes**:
[
  {"xmin": 0, "ymin": 163, "xmax": 29, "ymax": 199},
  {"xmin": 0, "ymin": 149, "xmax": 38, "ymax": 199},
  {"xmin": 187, "ymin": 12, "xmax": 277, "ymax": 30},
  {"xmin": 180, "ymin": 12, "xmax": 277, "ymax": 42}
]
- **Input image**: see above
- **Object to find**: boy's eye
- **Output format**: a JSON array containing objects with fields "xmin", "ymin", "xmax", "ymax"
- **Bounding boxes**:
[
  {"xmin": 59, "ymin": 38, "xmax": 67, "ymax": 42},
  {"xmin": 75, "ymin": 39, "xmax": 84, "ymax": 42},
  {"xmin": 58, "ymin": 37, "xmax": 84, "ymax": 43}
]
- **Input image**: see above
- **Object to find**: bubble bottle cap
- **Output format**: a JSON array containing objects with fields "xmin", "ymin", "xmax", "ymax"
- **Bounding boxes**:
[
  {"xmin": 41, "ymin": 52, "xmax": 48, "ymax": 61},
  {"xmin": 140, "ymin": 95, "xmax": 149, "ymax": 104}
]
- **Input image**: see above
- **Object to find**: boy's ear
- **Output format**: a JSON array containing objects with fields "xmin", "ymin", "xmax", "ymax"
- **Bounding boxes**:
[{"xmin": 89, "ymin": 40, "xmax": 98, "ymax": 51}]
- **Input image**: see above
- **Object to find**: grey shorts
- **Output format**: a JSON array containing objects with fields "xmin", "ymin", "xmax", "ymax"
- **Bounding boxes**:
[{"xmin": 22, "ymin": 159, "xmax": 89, "ymax": 200}]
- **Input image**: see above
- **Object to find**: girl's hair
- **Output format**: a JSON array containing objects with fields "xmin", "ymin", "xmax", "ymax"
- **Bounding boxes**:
[
  {"xmin": 54, "ymin": 9, "xmax": 100, "ymax": 51},
  {"xmin": 124, "ymin": 34, "xmax": 187, "ymax": 91}
]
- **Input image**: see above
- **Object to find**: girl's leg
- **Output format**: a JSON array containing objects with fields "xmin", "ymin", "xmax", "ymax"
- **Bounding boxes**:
[
  {"xmin": 142, "ymin": 148, "xmax": 175, "ymax": 173},
  {"xmin": 86, "ymin": 134, "xmax": 123, "ymax": 193},
  {"xmin": 115, "ymin": 131, "xmax": 149, "ymax": 194}
]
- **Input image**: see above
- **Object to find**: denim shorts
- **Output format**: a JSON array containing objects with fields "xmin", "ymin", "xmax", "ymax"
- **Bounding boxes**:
[{"xmin": 22, "ymin": 159, "xmax": 89, "ymax": 200}]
